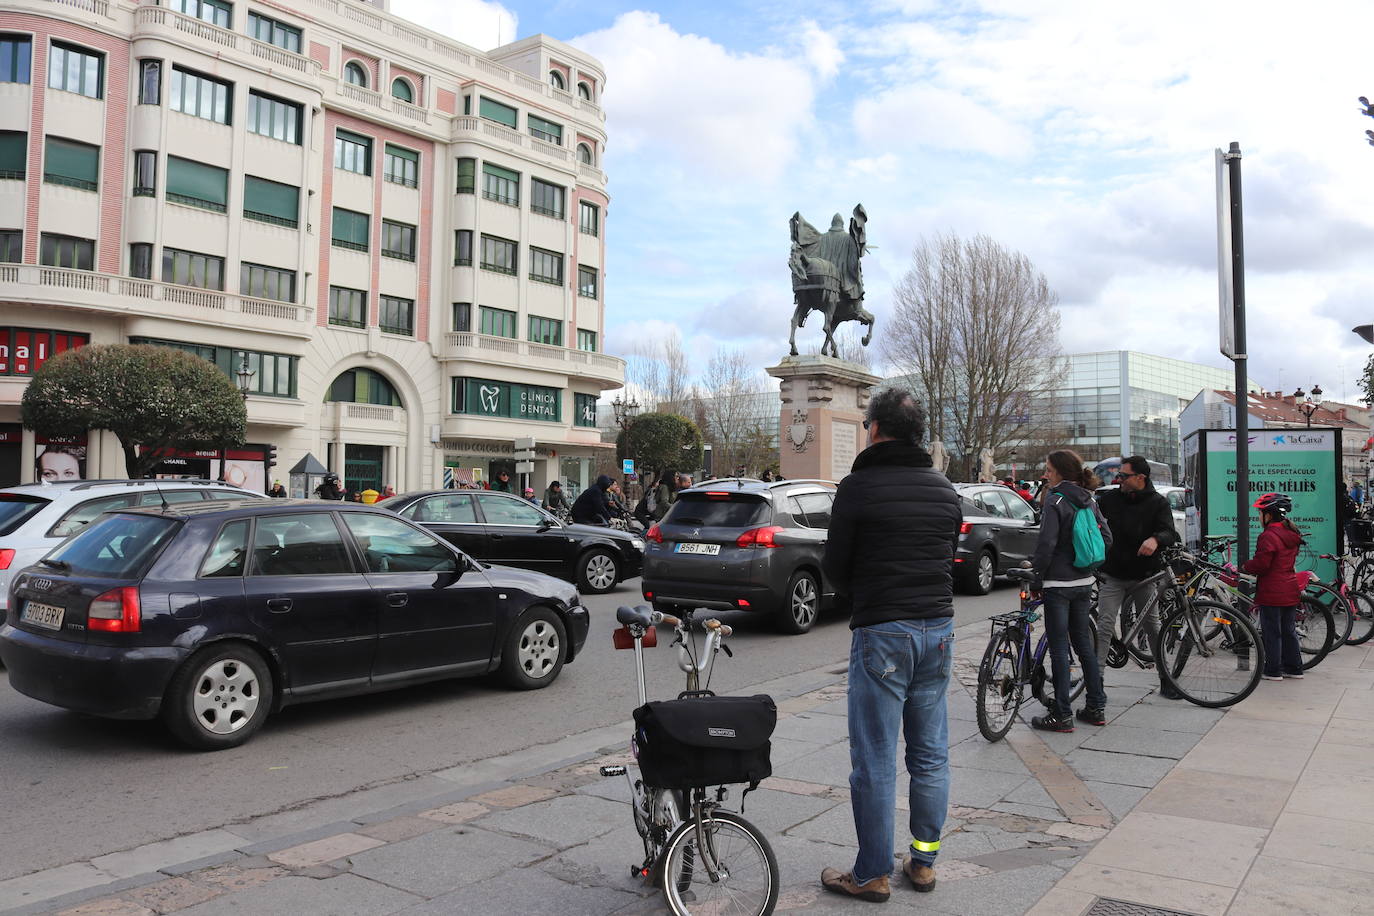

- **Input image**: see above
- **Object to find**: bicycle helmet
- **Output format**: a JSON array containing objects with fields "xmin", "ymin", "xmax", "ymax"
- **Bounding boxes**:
[{"xmin": 1252, "ymin": 492, "xmax": 1292, "ymax": 516}]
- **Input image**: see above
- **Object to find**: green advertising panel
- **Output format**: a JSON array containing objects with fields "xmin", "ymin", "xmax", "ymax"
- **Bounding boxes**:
[
  {"xmin": 453, "ymin": 377, "xmax": 561, "ymax": 423},
  {"xmin": 1199, "ymin": 429, "xmax": 1340, "ymax": 579}
]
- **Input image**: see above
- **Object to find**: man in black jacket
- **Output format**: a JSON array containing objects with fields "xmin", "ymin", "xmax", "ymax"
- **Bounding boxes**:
[
  {"xmin": 1096, "ymin": 456, "xmax": 1181, "ymax": 699},
  {"xmin": 570, "ymin": 474, "xmax": 613, "ymax": 525},
  {"xmin": 820, "ymin": 388, "xmax": 962, "ymax": 903}
]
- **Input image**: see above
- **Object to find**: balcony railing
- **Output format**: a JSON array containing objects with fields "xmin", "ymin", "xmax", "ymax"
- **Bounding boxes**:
[
  {"xmin": 444, "ymin": 331, "xmax": 625, "ymax": 384},
  {"xmin": 453, "ymin": 118, "xmax": 575, "ymax": 165},
  {"xmin": 134, "ymin": 6, "xmax": 316, "ymax": 75},
  {"xmin": 0, "ymin": 263, "xmax": 312, "ymax": 333}
]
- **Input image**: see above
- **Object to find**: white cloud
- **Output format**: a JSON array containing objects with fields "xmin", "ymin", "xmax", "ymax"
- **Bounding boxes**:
[
  {"xmin": 800, "ymin": 21, "xmax": 844, "ymax": 80},
  {"xmin": 853, "ymin": 85, "xmax": 1032, "ymax": 157},
  {"xmin": 388, "ymin": 0, "xmax": 517, "ymax": 51}
]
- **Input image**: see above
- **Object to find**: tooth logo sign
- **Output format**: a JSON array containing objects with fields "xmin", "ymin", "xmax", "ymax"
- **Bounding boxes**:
[{"xmin": 479, "ymin": 385, "xmax": 501, "ymax": 413}]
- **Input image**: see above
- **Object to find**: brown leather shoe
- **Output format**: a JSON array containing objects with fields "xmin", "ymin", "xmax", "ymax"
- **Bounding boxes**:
[
  {"xmin": 821, "ymin": 867, "xmax": 891, "ymax": 902},
  {"xmin": 903, "ymin": 857, "xmax": 936, "ymax": 892}
]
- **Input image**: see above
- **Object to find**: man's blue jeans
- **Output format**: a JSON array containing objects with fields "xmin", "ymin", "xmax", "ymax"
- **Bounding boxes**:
[
  {"xmin": 1042, "ymin": 585, "xmax": 1106, "ymax": 717},
  {"xmin": 847, "ymin": 617, "xmax": 954, "ymax": 885}
]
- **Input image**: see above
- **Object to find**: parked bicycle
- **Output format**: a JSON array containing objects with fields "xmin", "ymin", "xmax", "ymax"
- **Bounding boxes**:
[{"xmin": 601, "ymin": 605, "xmax": 779, "ymax": 916}]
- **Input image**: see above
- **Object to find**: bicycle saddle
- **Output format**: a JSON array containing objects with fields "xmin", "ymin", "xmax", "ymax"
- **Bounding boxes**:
[
  {"xmin": 1007, "ymin": 568, "xmax": 1036, "ymax": 582},
  {"xmin": 616, "ymin": 605, "xmax": 655, "ymax": 627}
]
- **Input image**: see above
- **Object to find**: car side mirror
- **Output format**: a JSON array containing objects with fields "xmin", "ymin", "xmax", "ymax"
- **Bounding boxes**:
[{"xmin": 537, "ymin": 519, "xmax": 554, "ymax": 532}]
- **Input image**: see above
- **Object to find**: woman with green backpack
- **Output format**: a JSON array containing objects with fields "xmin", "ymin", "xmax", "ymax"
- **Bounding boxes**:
[{"xmin": 1028, "ymin": 449, "xmax": 1113, "ymax": 733}]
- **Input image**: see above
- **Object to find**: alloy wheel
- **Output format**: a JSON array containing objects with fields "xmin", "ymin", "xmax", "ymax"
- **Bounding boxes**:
[
  {"xmin": 517, "ymin": 619, "xmax": 561, "ymax": 680},
  {"xmin": 791, "ymin": 576, "xmax": 818, "ymax": 628},
  {"xmin": 191, "ymin": 658, "xmax": 261, "ymax": 735},
  {"xmin": 978, "ymin": 553, "xmax": 994, "ymax": 593},
  {"xmin": 584, "ymin": 553, "xmax": 617, "ymax": 591}
]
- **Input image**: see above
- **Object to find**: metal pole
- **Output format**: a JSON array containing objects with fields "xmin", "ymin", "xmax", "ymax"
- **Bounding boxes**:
[{"xmin": 1228, "ymin": 142, "xmax": 1250, "ymax": 561}]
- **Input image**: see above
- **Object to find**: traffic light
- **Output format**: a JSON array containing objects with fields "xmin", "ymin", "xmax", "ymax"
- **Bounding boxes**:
[{"xmin": 267, "ymin": 444, "xmax": 278, "ymax": 468}]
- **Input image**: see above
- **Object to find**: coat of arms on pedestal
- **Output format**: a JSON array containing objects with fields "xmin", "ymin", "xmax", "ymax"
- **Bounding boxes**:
[{"xmin": 788, "ymin": 409, "xmax": 816, "ymax": 452}]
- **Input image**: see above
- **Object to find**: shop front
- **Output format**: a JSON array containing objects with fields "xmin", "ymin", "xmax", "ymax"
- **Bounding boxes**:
[{"xmin": 143, "ymin": 445, "xmax": 275, "ymax": 493}]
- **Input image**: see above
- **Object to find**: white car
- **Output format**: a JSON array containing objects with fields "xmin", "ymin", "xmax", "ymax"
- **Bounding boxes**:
[
  {"xmin": 1095, "ymin": 483, "xmax": 1191, "ymax": 544},
  {"xmin": 0, "ymin": 479, "xmax": 267, "ymax": 610}
]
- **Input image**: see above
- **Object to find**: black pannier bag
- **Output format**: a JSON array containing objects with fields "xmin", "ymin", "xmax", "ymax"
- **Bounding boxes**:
[
  {"xmin": 633, "ymin": 693, "xmax": 776, "ymax": 790},
  {"xmin": 1348, "ymin": 517, "xmax": 1374, "ymax": 548}
]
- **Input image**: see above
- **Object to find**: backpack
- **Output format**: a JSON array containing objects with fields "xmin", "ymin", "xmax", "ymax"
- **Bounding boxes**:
[
  {"xmin": 634, "ymin": 486, "xmax": 657, "ymax": 523},
  {"xmin": 1062, "ymin": 495, "xmax": 1106, "ymax": 571}
]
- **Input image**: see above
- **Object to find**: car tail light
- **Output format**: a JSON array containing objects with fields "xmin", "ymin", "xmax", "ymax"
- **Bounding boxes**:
[
  {"xmin": 88, "ymin": 587, "xmax": 141, "ymax": 633},
  {"xmin": 706, "ymin": 491, "xmax": 731, "ymax": 500},
  {"xmin": 738, "ymin": 599, "xmax": 751, "ymax": 608},
  {"xmin": 959, "ymin": 522, "xmax": 973, "ymax": 535},
  {"xmin": 736, "ymin": 526, "xmax": 784, "ymax": 548},
  {"xmin": 643, "ymin": 590, "xmax": 654, "ymax": 600},
  {"xmin": 0, "ymin": 549, "xmax": 13, "ymax": 570},
  {"xmin": 645, "ymin": 524, "xmax": 663, "ymax": 544}
]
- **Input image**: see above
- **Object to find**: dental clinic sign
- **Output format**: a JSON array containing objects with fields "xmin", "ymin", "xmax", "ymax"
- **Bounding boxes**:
[
  {"xmin": 453, "ymin": 377, "xmax": 562, "ymax": 423},
  {"xmin": 1191, "ymin": 428, "xmax": 1342, "ymax": 578}
]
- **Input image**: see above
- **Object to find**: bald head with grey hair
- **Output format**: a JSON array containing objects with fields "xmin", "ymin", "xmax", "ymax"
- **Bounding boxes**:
[{"xmin": 864, "ymin": 387, "xmax": 926, "ymax": 445}]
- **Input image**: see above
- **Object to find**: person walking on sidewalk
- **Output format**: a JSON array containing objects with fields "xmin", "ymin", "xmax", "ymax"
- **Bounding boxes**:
[
  {"xmin": 819, "ymin": 387, "xmax": 963, "ymax": 903},
  {"xmin": 1028, "ymin": 450, "xmax": 1112, "ymax": 733},
  {"xmin": 1094, "ymin": 455, "xmax": 1182, "ymax": 702},
  {"xmin": 1245, "ymin": 493, "xmax": 1305, "ymax": 681}
]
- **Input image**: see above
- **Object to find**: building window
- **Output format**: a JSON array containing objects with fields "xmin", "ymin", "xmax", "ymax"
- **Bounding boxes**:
[
  {"xmin": 528, "ymin": 247, "xmax": 563, "ymax": 285},
  {"xmin": 0, "ymin": 328, "xmax": 87, "ymax": 374},
  {"xmin": 171, "ymin": 0, "xmax": 232, "ymax": 28},
  {"xmin": 478, "ymin": 97, "xmax": 517, "ymax": 128},
  {"xmin": 169, "ymin": 66, "xmax": 231, "ymax": 124},
  {"xmin": 233, "ymin": 349, "xmax": 296, "ymax": 397},
  {"xmin": 452, "ymin": 377, "xmax": 560, "ymax": 422},
  {"xmin": 331, "ymin": 207, "xmax": 369, "ymax": 252},
  {"xmin": 531, "ymin": 178, "xmax": 565, "ymax": 219},
  {"xmin": 40, "ymin": 234, "xmax": 94, "ymax": 270},
  {"xmin": 0, "ymin": 36, "xmax": 32, "ymax": 85},
  {"xmin": 328, "ymin": 286, "xmax": 366, "ymax": 328},
  {"xmin": 165, "ymin": 156, "xmax": 228, "ymax": 212},
  {"xmin": 328, "ymin": 367, "xmax": 400, "ymax": 406},
  {"xmin": 577, "ymin": 82, "xmax": 592, "ymax": 100},
  {"xmin": 0, "ymin": 131, "xmax": 25, "ymax": 180},
  {"xmin": 452, "ymin": 302, "xmax": 471, "ymax": 331},
  {"xmin": 454, "ymin": 230, "xmax": 472, "ymax": 266},
  {"xmin": 455, "ymin": 157, "xmax": 475, "ymax": 194},
  {"xmin": 380, "ymin": 296, "xmax": 414, "ymax": 335},
  {"xmin": 343, "ymin": 61, "xmax": 368, "ymax": 87},
  {"xmin": 247, "ymin": 91, "xmax": 301, "ymax": 144},
  {"xmin": 334, "ymin": 129, "xmax": 371, "ymax": 174},
  {"xmin": 578, "ymin": 265, "xmax": 598, "ymax": 299},
  {"xmin": 132, "ymin": 150, "xmax": 156, "ymax": 197},
  {"xmin": 577, "ymin": 329, "xmax": 597, "ymax": 352},
  {"xmin": 129, "ymin": 243, "xmax": 153, "ymax": 278},
  {"xmin": 241, "ymin": 262, "xmax": 296, "ymax": 303},
  {"xmin": 383, "ymin": 144, "xmax": 418, "ymax": 187},
  {"xmin": 482, "ymin": 163, "xmax": 519, "ymax": 205},
  {"xmin": 576, "ymin": 143, "xmax": 593, "ymax": 165},
  {"xmin": 479, "ymin": 235, "xmax": 517, "ymax": 275},
  {"xmin": 43, "ymin": 137, "xmax": 99, "ymax": 191},
  {"xmin": 528, "ymin": 115, "xmax": 562, "ymax": 146},
  {"xmin": 548, "ymin": 70, "xmax": 564, "ymax": 90},
  {"xmin": 48, "ymin": 43, "xmax": 102, "ymax": 99},
  {"xmin": 162, "ymin": 247, "xmax": 225, "ymax": 290},
  {"xmin": 381, "ymin": 220, "xmax": 415, "ymax": 261},
  {"xmin": 574, "ymin": 392, "xmax": 598, "ymax": 428},
  {"xmin": 579, "ymin": 201, "xmax": 599, "ymax": 236},
  {"xmin": 243, "ymin": 175, "xmax": 299, "ymax": 228},
  {"xmin": 528, "ymin": 315, "xmax": 562, "ymax": 346},
  {"xmin": 478, "ymin": 306, "xmax": 515, "ymax": 338},
  {"xmin": 391, "ymin": 78, "xmax": 413, "ymax": 103},
  {"xmin": 0, "ymin": 230, "xmax": 21, "ymax": 263},
  {"xmin": 247, "ymin": 12, "xmax": 301, "ymax": 52},
  {"xmin": 138, "ymin": 59, "xmax": 160, "ymax": 104}
]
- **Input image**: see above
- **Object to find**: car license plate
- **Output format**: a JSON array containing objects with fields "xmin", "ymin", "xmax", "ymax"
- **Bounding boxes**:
[
  {"xmin": 675, "ymin": 543, "xmax": 720, "ymax": 555},
  {"xmin": 21, "ymin": 600, "xmax": 64, "ymax": 631}
]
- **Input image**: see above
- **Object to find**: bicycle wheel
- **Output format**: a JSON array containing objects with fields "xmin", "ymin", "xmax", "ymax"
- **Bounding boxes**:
[
  {"xmin": 1347, "ymin": 590, "xmax": 1374, "ymax": 645},
  {"xmin": 1032, "ymin": 643, "xmax": 1085, "ymax": 709},
  {"xmin": 1155, "ymin": 599, "xmax": 1263, "ymax": 708},
  {"xmin": 1314, "ymin": 585, "xmax": 1354, "ymax": 649},
  {"xmin": 1296, "ymin": 597, "xmax": 1335, "ymax": 670},
  {"xmin": 661, "ymin": 810, "xmax": 779, "ymax": 916},
  {"xmin": 976, "ymin": 628, "xmax": 1024, "ymax": 742}
]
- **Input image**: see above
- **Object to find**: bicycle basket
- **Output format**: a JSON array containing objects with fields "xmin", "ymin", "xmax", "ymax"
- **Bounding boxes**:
[{"xmin": 633, "ymin": 693, "xmax": 776, "ymax": 790}]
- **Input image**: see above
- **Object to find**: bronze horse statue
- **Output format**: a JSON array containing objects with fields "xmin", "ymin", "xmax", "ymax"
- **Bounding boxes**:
[{"xmin": 788, "ymin": 204, "xmax": 875, "ymax": 357}]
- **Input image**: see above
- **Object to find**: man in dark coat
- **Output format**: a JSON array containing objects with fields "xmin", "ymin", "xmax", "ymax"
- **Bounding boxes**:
[
  {"xmin": 1095, "ymin": 455, "xmax": 1181, "ymax": 699},
  {"xmin": 570, "ymin": 474, "xmax": 613, "ymax": 525},
  {"xmin": 819, "ymin": 388, "xmax": 963, "ymax": 903}
]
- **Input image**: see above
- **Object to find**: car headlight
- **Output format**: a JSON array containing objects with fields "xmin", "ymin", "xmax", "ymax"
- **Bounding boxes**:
[{"xmin": 631, "ymin": 538, "xmax": 645, "ymax": 551}]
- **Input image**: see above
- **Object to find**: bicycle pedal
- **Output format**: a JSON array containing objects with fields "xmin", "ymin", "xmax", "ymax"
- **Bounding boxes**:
[{"xmin": 600, "ymin": 765, "xmax": 627, "ymax": 777}]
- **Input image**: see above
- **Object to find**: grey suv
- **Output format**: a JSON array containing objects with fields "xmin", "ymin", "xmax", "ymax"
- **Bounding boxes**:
[{"xmin": 640, "ymin": 478, "xmax": 837, "ymax": 634}]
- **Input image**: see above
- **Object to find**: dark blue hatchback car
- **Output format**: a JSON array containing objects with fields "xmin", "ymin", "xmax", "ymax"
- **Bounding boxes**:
[{"xmin": 0, "ymin": 499, "xmax": 589, "ymax": 749}]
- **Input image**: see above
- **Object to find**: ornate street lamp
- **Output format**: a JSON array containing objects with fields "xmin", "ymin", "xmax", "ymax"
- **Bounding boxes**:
[
  {"xmin": 1294, "ymin": 384, "xmax": 1322, "ymax": 428},
  {"xmin": 235, "ymin": 354, "xmax": 256, "ymax": 401},
  {"xmin": 611, "ymin": 394, "xmax": 640, "ymax": 430}
]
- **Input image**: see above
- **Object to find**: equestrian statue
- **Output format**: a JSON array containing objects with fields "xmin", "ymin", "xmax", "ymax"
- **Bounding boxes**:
[{"xmin": 787, "ymin": 204, "xmax": 875, "ymax": 358}]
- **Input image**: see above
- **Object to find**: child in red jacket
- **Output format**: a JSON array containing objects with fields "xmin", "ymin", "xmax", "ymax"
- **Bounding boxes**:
[{"xmin": 1243, "ymin": 493, "xmax": 1305, "ymax": 680}]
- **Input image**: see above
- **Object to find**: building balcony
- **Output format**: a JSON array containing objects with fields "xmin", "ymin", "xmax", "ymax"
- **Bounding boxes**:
[
  {"xmin": 326, "ymin": 400, "xmax": 408, "ymax": 436},
  {"xmin": 0, "ymin": 264, "xmax": 315, "ymax": 340},
  {"xmin": 442, "ymin": 332, "xmax": 625, "ymax": 389},
  {"xmin": 335, "ymin": 81, "xmax": 431, "ymax": 126},
  {"xmin": 452, "ymin": 117, "xmax": 572, "ymax": 165},
  {"xmin": 132, "ymin": 5, "xmax": 319, "ymax": 80}
]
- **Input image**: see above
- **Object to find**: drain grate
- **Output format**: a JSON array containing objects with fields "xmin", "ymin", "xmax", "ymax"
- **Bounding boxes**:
[{"xmin": 1085, "ymin": 899, "xmax": 1207, "ymax": 916}]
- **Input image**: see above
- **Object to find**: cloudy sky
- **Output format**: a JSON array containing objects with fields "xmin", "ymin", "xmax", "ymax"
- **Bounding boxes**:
[{"xmin": 392, "ymin": 0, "xmax": 1374, "ymax": 404}]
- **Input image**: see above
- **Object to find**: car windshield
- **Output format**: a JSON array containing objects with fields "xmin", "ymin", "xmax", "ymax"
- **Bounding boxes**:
[
  {"xmin": 44, "ymin": 513, "xmax": 179, "ymax": 578},
  {"xmin": 0, "ymin": 493, "xmax": 51, "ymax": 536},
  {"xmin": 667, "ymin": 494, "xmax": 769, "ymax": 528}
]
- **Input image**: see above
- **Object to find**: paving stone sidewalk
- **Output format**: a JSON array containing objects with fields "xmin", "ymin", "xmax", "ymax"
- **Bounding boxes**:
[{"xmin": 6, "ymin": 620, "xmax": 1367, "ymax": 916}]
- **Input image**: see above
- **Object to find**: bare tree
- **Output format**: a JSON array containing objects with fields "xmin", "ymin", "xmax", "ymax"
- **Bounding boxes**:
[
  {"xmin": 700, "ymin": 348, "xmax": 772, "ymax": 476},
  {"xmin": 806, "ymin": 328, "xmax": 875, "ymax": 369},
  {"xmin": 622, "ymin": 329, "xmax": 696, "ymax": 415},
  {"xmin": 883, "ymin": 232, "xmax": 1063, "ymax": 481}
]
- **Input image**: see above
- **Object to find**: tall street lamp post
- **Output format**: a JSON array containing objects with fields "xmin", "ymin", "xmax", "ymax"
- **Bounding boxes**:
[
  {"xmin": 1294, "ymin": 384, "xmax": 1322, "ymax": 428},
  {"xmin": 222, "ymin": 355, "xmax": 254, "ymax": 483},
  {"xmin": 612, "ymin": 394, "xmax": 640, "ymax": 494}
]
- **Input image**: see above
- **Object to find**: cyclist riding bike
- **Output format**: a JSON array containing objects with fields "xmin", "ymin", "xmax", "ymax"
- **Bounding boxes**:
[{"xmin": 571, "ymin": 474, "xmax": 615, "ymax": 526}]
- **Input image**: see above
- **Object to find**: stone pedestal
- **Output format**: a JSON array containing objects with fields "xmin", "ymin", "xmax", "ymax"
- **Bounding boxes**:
[{"xmin": 767, "ymin": 355, "xmax": 881, "ymax": 482}]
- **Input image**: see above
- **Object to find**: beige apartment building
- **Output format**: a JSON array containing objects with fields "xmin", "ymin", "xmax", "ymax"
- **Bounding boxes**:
[{"xmin": 0, "ymin": 0, "xmax": 622, "ymax": 495}]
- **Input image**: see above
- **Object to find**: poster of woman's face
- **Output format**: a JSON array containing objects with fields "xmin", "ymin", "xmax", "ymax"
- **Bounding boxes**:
[{"xmin": 36, "ymin": 444, "xmax": 85, "ymax": 482}]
